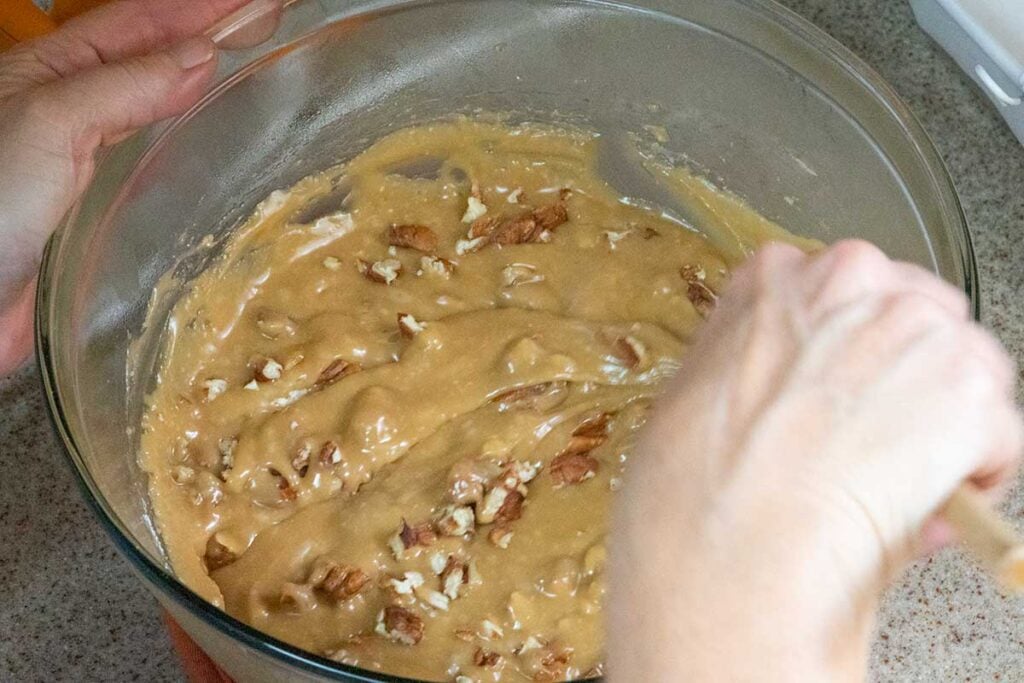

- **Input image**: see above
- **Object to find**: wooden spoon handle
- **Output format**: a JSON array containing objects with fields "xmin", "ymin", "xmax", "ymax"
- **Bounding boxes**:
[{"xmin": 945, "ymin": 486, "xmax": 1024, "ymax": 593}]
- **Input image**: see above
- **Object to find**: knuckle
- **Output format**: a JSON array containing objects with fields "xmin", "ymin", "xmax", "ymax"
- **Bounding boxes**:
[
  {"xmin": 878, "ymin": 291, "xmax": 951, "ymax": 330},
  {"xmin": 827, "ymin": 239, "xmax": 887, "ymax": 277}
]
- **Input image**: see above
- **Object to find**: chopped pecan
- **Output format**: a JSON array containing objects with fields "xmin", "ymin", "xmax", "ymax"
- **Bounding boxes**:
[
  {"xmin": 467, "ymin": 213, "xmax": 497, "ymax": 239},
  {"xmin": 562, "ymin": 412, "xmax": 613, "ymax": 455},
  {"xmin": 490, "ymin": 211, "xmax": 544, "ymax": 245},
  {"xmin": 479, "ymin": 619, "xmax": 505, "ymax": 640},
  {"xmin": 532, "ymin": 202, "xmax": 568, "ymax": 232},
  {"xmin": 171, "ymin": 465, "xmax": 195, "ymax": 485},
  {"xmin": 359, "ymin": 258, "xmax": 403, "ymax": 285},
  {"xmin": 276, "ymin": 471, "xmax": 297, "ymax": 501},
  {"xmin": 387, "ymin": 224, "xmax": 439, "ymax": 252},
  {"xmin": 476, "ymin": 485, "xmax": 509, "ymax": 525},
  {"xmin": 397, "ymin": 313, "xmax": 426, "ymax": 338},
  {"xmin": 440, "ymin": 557, "xmax": 468, "ymax": 600},
  {"xmin": 204, "ymin": 534, "xmax": 237, "ymax": 571},
  {"xmin": 375, "ymin": 606, "xmax": 424, "ymax": 645},
  {"xmin": 478, "ymin": 486, "xmax": 525, "ymax": 525},
  {"xmin": 488, "ymin": 524, "xmax": 514, "ymax": 549},
  {"xmin": 573, "ymin": 412, "xmax": 613, "ymax": 439},
  {"xmin": 435, "ymin": 505, "xmax": 475, "ymax": 536},
  {"xmin": 252, "ymin": 356, "xmax": 283, "ymax": 382},
  {"xmin": 446, "ymin": 457, "xmax": 504, "ymax": 505},
  {"xmin": 525, "ymin": 646, "xmax": 573, "ymax": 682},
  {"xmin": 501, "ymin": 263, "xmax": 544, "ymax": 288},
  {"xmin": 604, "ymin": 230, "xmax": 631, "ymax": 249},
  {"xmin": 291, "ymin": 443, "xmax": 312, "ymax": 477},
  {"xmin": 496, "ymin": 489, "xmax": 524, "ymax": 524},
  {"xmin": 401, "ymin": 520, "xmax": 437, "ymax": 548},
  {"xmin": 419, "ymin": 255, "xmax": 454, "ymax": 278},
  {"xmin": 202, "ymin": 378, "xmax": 228, "ymax": 401},
  {"xmin": 389, "ymin": 520, "xmax": 436, "ymax": 558},
  {"xmin": 315, "ymin": 358, "xmax": 359, "ymax": 388},
  {"xmin": 680, "ymin": 264, "xmax": 718, "ymax": 317},
  {"xmin": 418, "ymin": 587, "xmax": 450, "ymax": 611},
  {"xmin": 474, "ymin": 648, "xmax": 502, "ymax": 668},
  {"xmin": 550, "ymin": 452, "xmax": 599, "ymax": 487},
  {"xmin": 611, "ymin": 336, "xmax": 644, "ymax": 369},
  {"xmin": 492, "ymin": 382, "xmax": 568, "ymax": 413},
  {"xmin": 463, "ymin": 195, "xmax": 489, "ymax": 224},
  {"xmin": 455, "ymin": 236, "xmax": 488, "ymax": 255},
  {"xmin": 386, "ymin": 571, "xmax": 425, "ymax": 595},
  {"xmin": 218, "ymin": 437, "xmax": 237, "ymax": 471},
  {"xmin": 318, "ymin": 440, "xmax": 342, "ymax": 466},
  {"xmin": 499, "ymin": 460, "xmax": 540, "ymax": 489},
  {"xmin": 318, "ymin": 564, "xmax": 370, "ymax": 602}
]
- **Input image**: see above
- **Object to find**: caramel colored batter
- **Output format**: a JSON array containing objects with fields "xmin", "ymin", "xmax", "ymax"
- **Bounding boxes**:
[{"xmin": 140, "ymin": 119, "xmax": 811, "ymax": 681}]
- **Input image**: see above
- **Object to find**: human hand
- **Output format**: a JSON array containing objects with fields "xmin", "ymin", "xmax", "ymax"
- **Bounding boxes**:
[
  {"xmin": 0, "ymin": 0, "xmax": 279, "ymax": 376},
  {"xmin": 608, "ymin": 240, "xmax": 1022, "ymax": 681}
]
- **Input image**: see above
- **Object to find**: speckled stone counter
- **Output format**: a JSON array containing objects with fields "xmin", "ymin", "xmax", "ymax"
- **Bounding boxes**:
[{"xmin": 1, "ymin": 1, "xmax": 1022, "ymax": 680}]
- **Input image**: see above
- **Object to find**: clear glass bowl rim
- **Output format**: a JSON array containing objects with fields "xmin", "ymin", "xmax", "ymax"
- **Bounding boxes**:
[{"xmin": 33, "ymin": 0, "xmax": 976, "ymax": 680}]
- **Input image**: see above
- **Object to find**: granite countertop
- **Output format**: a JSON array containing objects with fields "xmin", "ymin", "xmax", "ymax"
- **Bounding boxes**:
[{"xmin": 2, "ymin": 1, "xmax": 1022, "ymax": 681}]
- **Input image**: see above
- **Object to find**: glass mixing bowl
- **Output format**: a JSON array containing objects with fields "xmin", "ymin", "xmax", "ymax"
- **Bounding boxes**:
[{"xmin": 36, "ymin": 0, "xmax": 974, "ymax": 680}]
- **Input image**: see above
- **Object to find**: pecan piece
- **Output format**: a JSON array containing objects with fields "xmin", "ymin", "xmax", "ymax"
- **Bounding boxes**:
[
  {"xmin": 446, "ymin": 457, "xmax": 504, "ymax": 505},
  {"xmin": 680, "ymin": 264, "xmax": 718, "ymax": 317},
  {"xmin": 440, "ymin": 556, "xmax": 469, "ymax": 600},
  {"xmin": 474, "ymin": 648, "xmax": 502, "ymax": 668},
  {"xmin": 201, "ymin": 378, "xmax": 228, "ymax": 401},
  {"xmin": 495, "ymin": 489, "xmax": 525, "ymax": 524},
  {"xmin": 492, "ymin": 382, "xmax": 568, "ymax": 413},
  {"xmin": 318, "ymin": 564, "xmax": 370, "ymax": 602},
  {"xmin": 550, "ymin": 452, "xmax": 599, "ymax": 487},
  {"xmin": 204, "ymin": 534, "xmax": 237, "ymax": 571},
  {"xmin": 315, "ymin": 358, "xmax": 359, "ymax": 388},
  {"xmin": 419, "ymin": 255, "xmax": 454, "ymax": 278},
  {"xmin": 532, "ymin": 202, "xmax": 568, "ymax": 231},
  {"xmin": 318, "ymin": 440, "xmax": 342, "ymax": 466},
  {"xmin": 252, "ymin": 356, "xmax": 283, "ymax": 383},
  {"xmin": 435, "ymin": 505, "xmax": 475, "ymax": 537},
  {"xmin": 488, "ymin": 524, "xmax": 514, "ymax": 549},
  {"xmin": 389, "ymin": 519, "xmax": 437, "ymax": 558},
  {"xmin": 375, "ymin": 606, "xmax": 424, "ymax": 645},
  {"xmin": 501, "ymin": 263, "xmax": 544, "ymax": 288},
  {"xmin": 525, "ymin": 646, "xmax": 573, "ymax": 682},
  {"xmin": 462, "ymin": 194, "xmax": 489, "ymax": 224},
  {"xmin": 397, "ymin": 313, "xmax": 426, "ymax": 339},
  {"xmin": 218, "ymin": 437, "xmax": 238, "ymax": 471},
  {"xmin": 478, "ymin": 486, "xmax": 525, "ymax": 525},
  {"xmin": 562, "ymin": 412, "xmax": 613, "ymax": 455},
  {"xmin": 573, "ymin": 412, "xmax": 613, "ymax": 439},
  {"xmin": 611, "ymin": 336, "xmax": 645, "ymax": 370},
  {"xmin": 291, "ymin": 443, "xmax": 312, "ymax": 477},
  {"xmin": 490, "ymin": 211, "xmax": 543, "ymax": 245},
  {"xmin": 387, "ymin": 224, "xmax": 438, "ymax": 252},
  {"xmin": 358, "ymin": 258, "xmax": 403, "ymax": 285},
  {"xmin": 276, "ymin": 471, "xmax": 297, "ymax": 501}
]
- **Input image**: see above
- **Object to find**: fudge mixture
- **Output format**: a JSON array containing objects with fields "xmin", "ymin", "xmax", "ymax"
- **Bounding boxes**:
[{"xmin": 140, "ymin": 119, "xmax": 812, "ymax": 681}]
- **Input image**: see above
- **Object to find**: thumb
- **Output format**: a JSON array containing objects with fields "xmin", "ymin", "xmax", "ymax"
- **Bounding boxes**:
[{"xmin": 35, "ymin": 36, "xmax": 218, "ymax": 168}]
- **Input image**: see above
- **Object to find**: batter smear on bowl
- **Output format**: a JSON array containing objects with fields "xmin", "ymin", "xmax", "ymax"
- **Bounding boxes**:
[{"xmin": 140, "ymin": 119, "xmax": 812, "ymax": 681}]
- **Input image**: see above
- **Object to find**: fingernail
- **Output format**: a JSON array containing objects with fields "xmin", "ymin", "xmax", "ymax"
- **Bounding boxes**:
[{"xmin": 169, "ymin": 37, "xmax": 216, "ymax": 70}]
